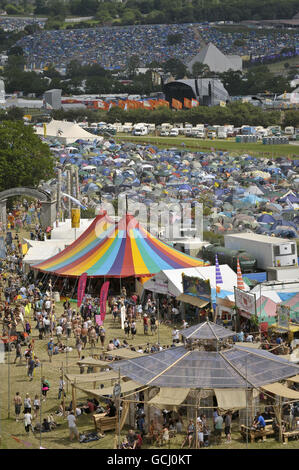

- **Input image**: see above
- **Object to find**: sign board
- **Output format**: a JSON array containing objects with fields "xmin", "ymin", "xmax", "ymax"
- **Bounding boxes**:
[
  {"xmin": 235, "ymin": 288, "xmax": 256, "ymax": 316},
  {"xmin": 182, "ymin": 274, "xmax": 211, "ymax": 300},
  {"xmin": 0, "ymin": 236, "xmax": 6, "ymax": 258},
  {"xmin": 71, "ymin": 208, "xmax": 80, "ymax": 228},
  {"xmin": 277, "ymin": 304, "xmax": 290, "ymax": 329}
]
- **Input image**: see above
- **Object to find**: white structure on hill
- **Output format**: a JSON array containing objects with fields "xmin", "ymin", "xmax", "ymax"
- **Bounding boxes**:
[
  {"xmin": 34, "ymin": 120, "xmax": 103, "ymax": 144},
  {"xmin": 187, "ymin": 43, "xmax": 242, "ymax": 74}
]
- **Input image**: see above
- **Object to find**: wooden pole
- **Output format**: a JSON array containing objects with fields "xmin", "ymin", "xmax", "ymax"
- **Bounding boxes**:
[
  {"xmin": 72, "ymin": 381, "xmax": 77, "ymax": 414},
  {"xmin": 61, "ymin": 363, "xmax": 66, "ymax": 418}
]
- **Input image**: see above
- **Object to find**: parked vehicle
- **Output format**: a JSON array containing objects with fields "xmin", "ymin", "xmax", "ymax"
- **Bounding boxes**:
[{"xmin": 202, "ymin": 243, "xmax": 257, "ymax": 273}]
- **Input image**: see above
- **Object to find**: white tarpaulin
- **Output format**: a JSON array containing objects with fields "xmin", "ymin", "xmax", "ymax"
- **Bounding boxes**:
[
  {"xmin": 143, "ymin": 265, "xmax": 248, "ymax": 297},
  {"xmin": 148, "ymin": 387, "xmax": 190, "ymax": 406},
  {"xmin": 215, "ymin": 388, "xmax": 247, "ymax": 410},
  {"xmin": 35, "ymin": 120, "xmax": 103, "ymax": 144}
]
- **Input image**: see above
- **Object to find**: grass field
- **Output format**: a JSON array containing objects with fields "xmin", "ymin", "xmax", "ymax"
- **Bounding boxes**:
[
  {"xmin": 1, "ymin": 232, "xmax": 299, "ymax": 451},
  {"xmin": 115, "ymin": 134, "xmax": 298, "ymax": 158},
  {"xmin": 2, "ymin": 305, "xmax": 299, "ymax": 451}
]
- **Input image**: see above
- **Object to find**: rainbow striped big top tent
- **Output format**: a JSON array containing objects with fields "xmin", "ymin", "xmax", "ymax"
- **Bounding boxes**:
[{"xmin": 33, "ymin": 212, "xmax": 208, "ymax": 278}]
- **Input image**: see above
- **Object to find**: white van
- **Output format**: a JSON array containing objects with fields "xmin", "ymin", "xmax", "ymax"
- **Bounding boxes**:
[
  {"xmin": 169, "ymin": 128, "xmax": 179, "ymax": 136},
  {"xmin": 133, "ymin": 127, "xmax": 148, "ymax": 136}
]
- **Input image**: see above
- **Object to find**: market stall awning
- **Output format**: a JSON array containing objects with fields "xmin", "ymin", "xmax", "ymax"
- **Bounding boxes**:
[
  {"xmin": 176, "ymin": 293, "xmax": 209, "ymax": 309},
  {"xmin": 270, "ymin": 323, "xmax": 299, "ymax": 334},
  {"xmin": 261, "ymin": 382, "xmax": 299, "ymax": 399},
  {"xmin": 77, "ymin": 357, "xmax": 113, "ymax": 368},
  {"xmin": 76, "ymin": 380, "xmax": 141, "ymax": 398},
  {"xmin": 215, "ymin": 389, "xmax": 247, "ymax": 410},
  {"xmin": 148, "ymin": 387, "xmax": 190, "ymax": 406},
  {"xmin": 33, "ymin": 213, "xmax": 207, "ymax": 278},
  {"xmin": 65, "ymin": 371, "xmax": 122, "ymax": 384},
  {"xmin": 288, "ymin": 375, "xmax": 299, "ymax": 383}
]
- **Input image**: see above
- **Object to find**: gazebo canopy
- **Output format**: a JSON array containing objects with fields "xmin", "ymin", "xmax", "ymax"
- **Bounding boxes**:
[
  {"xmin": 33, "ymin": 212, "xmax": 208, "ymax": 278},
  {"xmin": 109, "ymin": 345, "xmax": 299, "ymax": 389},
  {"xmin": 180, "ymin": 320, "xmax": 235, "ymax": 341}
]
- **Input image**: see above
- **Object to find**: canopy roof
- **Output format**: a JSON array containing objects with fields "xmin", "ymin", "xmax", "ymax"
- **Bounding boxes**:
[
  {"xmin": 180, "ymin": 320, "xmax": 235, "ymax": 340},
  {"xmin": 109, "ymin": 345, "xmax": 299, "ymax": 389},
  {"xmin": 33, "ymin": 212, "xmax": 207, "ymax": 278}
]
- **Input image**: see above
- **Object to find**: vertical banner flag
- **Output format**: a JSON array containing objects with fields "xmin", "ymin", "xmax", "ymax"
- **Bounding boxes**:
[
  {"xmin": 71, "ymin": 208, "xmax": 80, "ymax": 228},
  {"xmin": 236, "ymin": 257, "xmax": 245, "ymax": 290},
  {"xmin": 215, "ymin": 254, "xmax": 223, "ymax": 293},
  {"xmin": 77, "ymin": 272, "xmax": 87, "ymax": 308},
  {"xmin": 100, "ymin": 281, "xmax": 110, "ymax": 322},
  {"xmin": 43, "ymin": 123, "xmax": 47, "ymax": 137}
]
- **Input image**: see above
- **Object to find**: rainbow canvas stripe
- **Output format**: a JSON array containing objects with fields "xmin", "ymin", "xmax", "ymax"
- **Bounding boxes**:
[{"xmin": 33, "ymin": 213, "xmax": 209, "ymax": 278}]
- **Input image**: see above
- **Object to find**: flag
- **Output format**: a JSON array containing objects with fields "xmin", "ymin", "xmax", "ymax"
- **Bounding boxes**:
[
  {"xmin": 43, "ymin": 123, "xmax": 47, "ymax": 137},
  {"xmin": 172, "ymin": 98, "xmax": 182, "ymax": 110},
  {"xmin": 77, "ymin": 273, "xmax": 87, "ymax": 308},
  {"xmin": 61, "ymin": 192, "xmax": 87, "ymax": 210},
  {"xmin": 191, "ymin": 98, "xmax": 199, "ymax": 107},
  {"xmin": 100, "ymin": 281, "xmax": 110, "ymax": 322},
  {"xmin": 215, "ymin": 254, "xmax": 223, "ymax": 294},
  {"xmin": 236, "ymin": 257, "xmax": 245, "ymax": 290},
  {"xmin": 184, "ymin": 98, "xmax": 192, "ymax": 109}
]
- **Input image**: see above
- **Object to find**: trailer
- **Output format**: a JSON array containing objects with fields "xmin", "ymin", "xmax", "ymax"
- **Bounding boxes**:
[{"xmin": 224, "ymin": 233, "xmax": 298, "ymax": 271}]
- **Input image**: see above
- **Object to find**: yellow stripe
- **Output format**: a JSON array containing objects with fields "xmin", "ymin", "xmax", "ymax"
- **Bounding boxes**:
[
  {"xmin": 59, "ymin": 227, "xmax": 119, "ymax": 276},
  {"xmin": 129, "ymin": 229, "xmax": 150, "ymax": 275},
  {"xmin": 40, "ymin": 219, "xmax": 110, "ymax": 269}
]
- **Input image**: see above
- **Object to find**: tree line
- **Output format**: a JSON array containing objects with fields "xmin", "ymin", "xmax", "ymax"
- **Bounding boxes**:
[
  {"xmin": 51, "ymin": 103, "xmax": 299, "ymax": 128},
  {"xmin": 1, "ymin": 0, "xmax": 298, "ymax": 27}
]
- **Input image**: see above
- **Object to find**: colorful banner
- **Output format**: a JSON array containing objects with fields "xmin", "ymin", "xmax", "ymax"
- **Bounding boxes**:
[
  {"xmin": 184, "ymin": 98, "xmax": 192, "ymax": 109},
  {"xmin": 234, "ymin": 288, "xmax": 256, "ymax": 316},
  {"xmin": 43, "ymin": 123, "xmax": 47, "ymax": 138},
  {"xmin": 100, "ymin": 281, "xmax": 110, "ymax": 322},
  {"xmin": 191, "ymin": 98, "xmax": 199, "ymax": 108},
  {"xmin": 77, "ymin": 272, "xmax": 87, "ymax": 308},
  {"xmin": 71, "ymin": 208, "xmax": 80, "ymax": 228},
  {"xmin": 182, "ymin": 274, "xmax": 211, "ymax": 300},
  {"xmin": 172, "ymin": 98, "xmax": 182, "ymax": 110}
]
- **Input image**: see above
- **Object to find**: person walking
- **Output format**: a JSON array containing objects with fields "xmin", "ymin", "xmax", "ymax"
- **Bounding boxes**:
[
  {"xmin": 99, "ymin": 326, "xmax": 105, "ymax": 348},
  {"xmin": 33, "ymin": 394, "xmax": 40, "ymax": 420},
  {"xmin": 67, "ymin": 411, "xmax": 80, "ymax": 442},
  {"xmin": 23, "ymin": 393, "xmax": 32, "ymax": 414},
  {"xmin": 14, "ymin": 341, "xmax": 22, "ymax": 364},
  {"xmin": 58, "ymin": 376, "xmax": 66, "ymax": 400},
  {"xmin": 13, "ymin": 392, "xmax": 22, "ymax": 422},
  {"xmin": 214, "ymin": 413, "xmax": 224, "ymax": 444},
  {"xmin": 24, "ymin": 409, "xmax": 34, "ymax": 435},
  {"xmin": 27, "ymin": 356, "xmax": 35, "ymax": 381},
  {"xmin": 47, "ymin": 338, "xmax": 54, "ymax": 363},
  {"xmin": 224, "ymin": 411, "xmax": 232, "ymax": 443}
]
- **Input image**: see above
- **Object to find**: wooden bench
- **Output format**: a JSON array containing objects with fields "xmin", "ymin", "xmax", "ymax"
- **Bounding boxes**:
[
  {"xmin": 283, "ymin": 429, "xmax": 299, "ymax": 444},
  {"xmin": 240, "ymin": 423, "xmax": 274, "ymax": 442},
  {"xmin": 93, "ymin": 413, "xmax": 117, "ymax": 433}
]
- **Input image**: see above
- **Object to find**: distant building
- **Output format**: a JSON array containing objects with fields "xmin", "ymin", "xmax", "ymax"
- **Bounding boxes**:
[
  {"xmin": 187, "ymin": 42, "xmax": 242, "ymax": 74},
  {"xmin": 43, "ymin": 89, "xmax": 62, "ymax": 110},
  {"xmin": 163, "ymin": 78, "xmax": 229, "ymax": 107}
]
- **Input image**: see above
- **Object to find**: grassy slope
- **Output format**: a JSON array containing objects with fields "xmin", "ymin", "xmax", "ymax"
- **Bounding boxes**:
[{"xmin": 115, "ymin": 134, "xmax": 298, "ymax": 158}]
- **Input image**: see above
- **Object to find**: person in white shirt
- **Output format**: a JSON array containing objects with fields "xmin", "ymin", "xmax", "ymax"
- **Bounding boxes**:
[
  {"xmin": 56, "ymin": 325, "xmax": 63, "ymax": 341},
  {"xmin": 172, "ymin": 329, "xmax": 180, "ymax": 343},
  {"xmin": 246, "ymin": 334, "xmax": 253, "ymax": 342},
  {"xmin": 24, "ymin": 411, "xmax": 33, "ymax": 433},
  {"xmin": 67, "ymin": 411, "xmax": 80, "ymax": 441}
]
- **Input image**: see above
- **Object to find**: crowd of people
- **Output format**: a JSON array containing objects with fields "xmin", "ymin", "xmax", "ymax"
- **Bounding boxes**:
[{"xmin": 16, "ymin": 23, "xmax": 299, "ymax": 71}]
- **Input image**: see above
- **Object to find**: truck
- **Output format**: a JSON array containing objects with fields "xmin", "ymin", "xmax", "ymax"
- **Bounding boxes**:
[
  {"xmin": 224, "ymin": 233, "xmax": 298, "ymax": 270},
  {"xmin": 202, "ymin": 243, "xmax": 257, "ymax": 273}
]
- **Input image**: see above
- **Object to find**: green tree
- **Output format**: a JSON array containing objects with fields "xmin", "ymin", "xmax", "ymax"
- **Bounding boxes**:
[
  {"xmin": 0, "ymin": 121, "xmax": 54, "ymax": 191},
  {"xmin": 163, "ymin": 58, "xmax": 187, "ymax": 79},
  {"xmin": 191, "ymin": 62, "xmax": 210, "ymax": 78}
]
